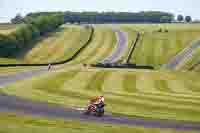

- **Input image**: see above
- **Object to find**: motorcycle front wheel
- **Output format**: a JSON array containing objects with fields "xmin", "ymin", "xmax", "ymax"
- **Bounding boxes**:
[{"xmin": 96, "ymin": 108, "xmax": 104, "ymax": 117}]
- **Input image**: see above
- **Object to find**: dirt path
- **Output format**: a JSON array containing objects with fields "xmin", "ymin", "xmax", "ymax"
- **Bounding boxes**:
[
  {"xmin": 162, "ymin": 39, "xmax": 200, "ymax": 69},
  {"xmin": 101, "ymin": 28, "xmax": 128, "ymax": 64}
]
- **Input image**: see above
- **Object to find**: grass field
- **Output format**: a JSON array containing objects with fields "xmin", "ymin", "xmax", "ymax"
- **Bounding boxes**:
[
  {"xmin": 0, "ymin": 113, "xmax": 196, "ymax": 133},
  {"xmin": 2, "ymin": 67, "xmax": 200, "ymax": 122},
  {"xmin": 0, "ymin": 57, "xmax": 21, "ymax": 64},
  {"xmin": 1, "ymin": 24, "xmax": 200, "ymax": 132},
  {"xmin": 68, "ymin": 25, "xmax": 116, "ymax": 65},
  {"xmin": 0, "ymin": 25, "xmax": 116, "ymax": 65},
  {"xmin": 120, "ymin": 24, "xmax": 200, "ymax": 68},
  {"xmin": 0, "ymin": 24, "xmax": 92, "ymax": 64},
  {"xmin": 118, "ymin": 26, "xmax": 138, "ymax": 63},
  {"xmin": 0, "ymin": 23, "xmax": 18, "ymax": 35},
  {"xmin": 0, "ymin": 66, "xmax": 47, "ymax": 74},
  {"xmin": 0, "ymin": 25, "xmax": 117, "ymax": 74},
  {"xmin": 175, "ymin": 46, "xmax": 200, "ymax": 71},
  {"xmin": 23, "ymin": 25, "xmax": 92, "ymax": 64}
]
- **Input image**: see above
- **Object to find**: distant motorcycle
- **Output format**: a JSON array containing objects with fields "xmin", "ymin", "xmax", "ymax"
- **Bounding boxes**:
[{"xmin": 84, "ymin": 103, "xmax": 105, "ymax": 117}]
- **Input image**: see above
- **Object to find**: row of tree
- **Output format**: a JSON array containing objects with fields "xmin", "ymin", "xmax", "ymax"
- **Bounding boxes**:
[
  {"xmin": 0, "ymin": 14, "xmax": 64, "ymax": 57},
  {"xmin": 177, "ymin": 15, "xmax": 192, "ymax": 22},
  {"xmin": 20, "ymin": 11, "xmax": 174, "ymax": 24},
  {"xmin": 13, "ymin": 12, "xmax": 196, "ymax": 24},
  {"xmin": 64, "ymin": 11, "xmax": 174, "ymax": 23}
]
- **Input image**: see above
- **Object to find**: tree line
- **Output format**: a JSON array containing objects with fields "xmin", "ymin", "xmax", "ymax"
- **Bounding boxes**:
[
  {"xmin": 177, "ymin": 14, "xmax": 192, "ymax": 22},
  {"xmin": 14, "ymin": 11, "xmax": 174, "ymax": 24},
  {"xmin": 12, "ymin": 12, "xmax": 195, "ymax": 24},
  {"xmin": 0, "ymin": 14, "xmax": 64, "ymax": 57},
  {"xmin": 64, "ymin": 11, "xmax": 174, "ymax": 23}
]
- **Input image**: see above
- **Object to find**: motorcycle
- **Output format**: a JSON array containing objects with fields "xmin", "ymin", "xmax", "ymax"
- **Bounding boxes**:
[{"xmin": 84, "ymin": 102, "xmax": 105, "ymax": 117}]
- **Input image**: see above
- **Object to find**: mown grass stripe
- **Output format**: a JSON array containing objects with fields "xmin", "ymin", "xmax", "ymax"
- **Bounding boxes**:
[
  {"xmin": 67, "ymin": 28, "xmax": 103, "ymax": 65},
  {"xmin": 140, "ymin": 91, "xmax": 200, "ymax": 100},
  {"xmin": 87, "ymin": 28, "xmax": 116, "ymax": 63},
  {"xmin": 136, "ymin": 73, "xmax": 157, "ymax": 92},
  {"xmin": 71, "ymin": 28, "xmax": 106, "ymax": 64},
  {"xmin": 0, "ymin": 113, "xmax": 196, "ymax": 133},
  {"xmin": 24, "ymin": 25, "xmax": 90, "ymax": 64},
  {"xmin": 5, "ymin": 78, "xmax": 200, "ymax": 120},
  {"xmin": 106, "ymin": 94, "xmax": 200, "ymax": 122},
  {"xmin": 146, "ymin": 34, "xmax": 155, "ymax": 66},
  {"xmin": 106, "ymin": 91, "xmax": 200, "ymax": 106},
  {"xmin": 176, "ymin": 47, "xmax": 200, "ymax": 70},
  {"xmin": 70, "ymin": 27, "xmax": 116, "ymax": 65},
  {"xmin": 4, "ymin": 79, "xmax": 200, "ymax": 122},
  {"xmin": 123, "ymin": 74, "xmax": 137, "ymax": 93},
  {"xmin": 36, "ymin": 71, "xmax": 79, "ymax": 93},
  {"xmin": 162, "ymin": 38, "xmax": 171, "ymax": 64},
  {"xmin": 153, "ymin": 39, "xmax": 163, "ymax": 68},
  {"xmin": 167, "ymin": 80, "xmax": 193, "ymax": 94},
  {"xmin": 155, "ymin": 80, "xmax": 171, "ymax": 92},
  {"xmin": 106, "ymin": 92, "xmax": 200, "ymax": 112},
  {"xmin": 61, "ymin": 26, "xmax": 92, "ymax": 60},
  {"xmin": 61, "ymin": 70, "xmax": 100, "ymax": 91},
  {"xmin": 3, "ymin": 69, "xmax": 200, "ymax": 122},
  {"xmin": 194, "ymin": 64, "xmax": 200, "ymax": 71},
  {"xmin": 183, "ymin": 79, "xmax": 200, "ymax": 93},
  {"xmin": 132, "ymin": 34, "xmax": 144, "ymax": 64},
  {"xmin": 3, "ymin": 70, "xmax": 79, "ymax": 97},
  {"xmin": 84, "ymin": 71, "xmax": 110, "ymax": 92},
  {"xmin": 141, "ymin": 34, "xmax": 149, "ymax": 64},
  {"xmin": 102, "ymin": 71, "xmax": 124, "ymax": 93},
  {"xmin": 118, "ymin": 27, "xmax": 137, "ymax": 63},
  {"xmin": 125, "ymin": 25, "xmax": 200, "ymax": 68},
  {"xmin": 84, "ymin": 34, "xmax": 106, "ymax": 63}
]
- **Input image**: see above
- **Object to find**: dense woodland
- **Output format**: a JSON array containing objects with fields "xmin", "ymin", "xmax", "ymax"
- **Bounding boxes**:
[
  {"xmin": 36, "ymin": 11, "xmax": 173, "ymax": 23},
  {"xmin": 0, "ymin": 14, "xmax": 64, "ymax": 57},
  {"xmin": 12, "ymin": 11, "xmax": 174, "ymax": 24}
]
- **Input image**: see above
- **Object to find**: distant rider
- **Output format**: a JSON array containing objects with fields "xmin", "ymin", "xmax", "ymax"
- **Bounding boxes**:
[{"xmin": 48, "ymin": 64, "xmax": 52, "ymax": 71}]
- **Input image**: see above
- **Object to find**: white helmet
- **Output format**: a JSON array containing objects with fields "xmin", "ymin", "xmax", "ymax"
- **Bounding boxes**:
[{"xmin": 100, "ymin": 96, "xmax": 104, "ymax": 102}]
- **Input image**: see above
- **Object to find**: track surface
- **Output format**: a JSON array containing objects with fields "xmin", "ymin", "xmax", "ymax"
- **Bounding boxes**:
[
  {"xmin": 0, "ymin": 28, "xmax": 200, "ymax": 131},
  {"xmin": 0, "ymin": 69, "xmax": 48, "ymax": 87},
  {"xmin": 102, "ymin": 29, "xmax": 127, "ymax": 64},
  {"xmin": 0, "ymin": 93, "xmax": 200, "ymax": 131},
  {"xmin": 163, "ymin": 39, "xmax": 200, "ymax": 69}
]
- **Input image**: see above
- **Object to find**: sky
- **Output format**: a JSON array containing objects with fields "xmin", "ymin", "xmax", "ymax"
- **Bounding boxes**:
[{"xmin": 0, "ymin": 0, "xmax": 199, "ymax": 22}]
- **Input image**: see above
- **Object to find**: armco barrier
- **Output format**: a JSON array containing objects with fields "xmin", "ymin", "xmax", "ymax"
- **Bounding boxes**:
[
  {"xmin": 188, "ymin": 59, "xmax": 200, "ymax": 70},
  {"xmin": 125, "ymin": 32, "xmax": 140, "ymax": 64},
  {"xmin": 91, "ymin": 63, "xmax": 154, "ymax": 70},
  {"xmin": 91, "ymin": 30, "xmax": 154, "ymax": 70},
  {"xmin": 0, "ymin": 26, "xmax": 94, "ymax": 67}
]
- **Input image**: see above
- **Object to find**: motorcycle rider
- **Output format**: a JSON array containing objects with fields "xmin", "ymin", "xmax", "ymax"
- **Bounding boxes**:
[
  {"xmin": 85, "ymin": 96, "xmax": 105, "ymax": 116},
  {"xmin": 48, "ymin": 64, "xmax": 51, "ymax": 71},
  {"xmin": 89, "ymin": 96, "xmax": 104, "ymax": 105}
]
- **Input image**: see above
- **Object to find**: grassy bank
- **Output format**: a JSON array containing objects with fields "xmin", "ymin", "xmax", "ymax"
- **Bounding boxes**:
[
  {"xmin": 0, "ymin": 113, "xmax": 197, "ymax": 133},
  {"xmin": 0, "ymin": 25, "xmax": 91, "ymax": 64},
  {"xmin": 120, "ymin": 24, "xmax": 200, "ymax": 68},
  {"xmin": 2, "ymin": 67, "xmax": 200, "ymax": 122}
]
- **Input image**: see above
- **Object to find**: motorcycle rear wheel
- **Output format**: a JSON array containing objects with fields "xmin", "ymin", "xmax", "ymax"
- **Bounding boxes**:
[{"xmin": 96, "ymin": 108, "xmax": 104, "ymax": 117}]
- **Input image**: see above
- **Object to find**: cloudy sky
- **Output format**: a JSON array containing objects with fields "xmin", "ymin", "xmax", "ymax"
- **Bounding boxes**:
[{"xmin": 0, "ymin": 0, "xmax": 199, "ymax": 22}]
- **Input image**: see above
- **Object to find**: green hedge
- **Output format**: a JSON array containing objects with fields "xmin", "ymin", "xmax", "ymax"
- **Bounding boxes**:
[{"xmin": 0, "ymin": 14, "xmax": 64, "ymax": 57}]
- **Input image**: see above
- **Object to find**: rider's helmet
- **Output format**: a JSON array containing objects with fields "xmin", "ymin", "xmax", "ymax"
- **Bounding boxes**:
[{"xmin": 99, "ymin": 96, "xmax": 104, "ymax": 103}]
